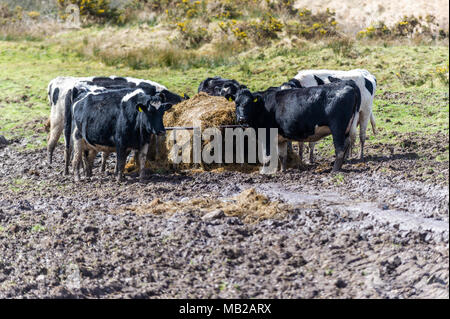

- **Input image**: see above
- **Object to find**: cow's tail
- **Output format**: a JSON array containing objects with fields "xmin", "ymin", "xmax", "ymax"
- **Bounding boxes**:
[
  {"xmin": 63, "ymin": 88, "xmax": 75, "ymax": 173},
  {"xmin": 370, "ymin": 112, "xmax": 377, "ymax": 135},
  {"xmin": 47, "ymin": 83, "xmax": 52, "ymax": 107},
  {"xmin": 353, "ymin": 81, "xmax": 361, "ymax": 114},
  {"xmin": 64, "ymin": 88, "xmax": 77, "ymax": 154},
  {"xmin": 348, "ymin": 83, "xmax": 361, "ymax": 147}
]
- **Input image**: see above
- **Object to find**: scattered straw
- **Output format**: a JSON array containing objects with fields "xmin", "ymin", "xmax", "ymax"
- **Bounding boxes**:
[{"xmin": 120, "ymin": 188, "xmax": 292, "ymax": 223}]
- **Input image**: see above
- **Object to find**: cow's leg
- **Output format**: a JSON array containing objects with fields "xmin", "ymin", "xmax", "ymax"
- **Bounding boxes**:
[
  {"xmin": 138, "ymin": 143, "xmax": 149, "ymax": 182},
  {"xmin": 84, "ymin": 150, "xmax": 96, "ymax": 177},
  {"xmin": 63, "ymin": 140, "xmax": 72, "ymax": 175},
  {"xmin": 287, "ymin": 141, "xmax": 293, "ymax": 154},
  {"xmin": 309, "ymin": 142, "xmax": 316, "ymax": 164},
  {"xmin": 146, "ymin": 135, "xmax": 157, "ymax": 161},
  {"xmin": 47, "ymin": 120, "xmax": 63, "ymax": 165},
  {"xmin": 259, "ymin": 130, "xmax": 272, "ymax": 175},
  {"xmin": 63, "ymin": 122, "xmax": 73, "ymax": 175},
  {"xmin": 278, "ymin": 140, "xmax": 288, "ymax": 172},
  {"xmin": 116, "ymin": 150, "xmax": 132, "ymax": 175},
  {"xmin": 71, "ymin": 131, "xmax": 83, "ymax": 182},
  {"xmin": 116, "ymin": 147, "xmax": 127, "ymax": 183},
  {"xmin": 358, "ymin": 110, "xmax": 370, "ymax": 161},
  {"xmin": 331, "ymin": 127, "xmax": 349, "ymax": 172},
  {"xmin": 343, "ymin": 134, "xmax": 352, "ymax": 159},
  {"xmin": 298, "ymin": 142, "xmax": 304, "ymax": 165},
  {"xmin": 101, "ymin": 151, "xmax": 109, "ymax": 173}
]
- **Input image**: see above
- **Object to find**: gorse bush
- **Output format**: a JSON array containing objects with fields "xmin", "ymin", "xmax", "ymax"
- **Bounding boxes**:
[
  {"xmin": 248, "ymin": 13, "xmax": 283, "ymax": 43},
  {"xmin": 165, "ymin": 0, "xmax": 209, "ymax": 22},
  {"xmin": 358, "ymin": 15, "xmax": 448, "ymax": 40},
  {"xmin": 175, "ymin": 19, "xmax": 211, "ymax": 48},
  {"xmin": 0, "ymin": 3, "xmax": 58, "ymax": 40},
  {"xmin": 209, "ymin": 0, "xmax": 242, "ymax": 19},
  {"xmin": 357, "ymin": 22, "xmax": 390, "ymax": 39},
  {"xmin": 0, "ymin": 4, "xmax": 25, "ymax": 24},
  {"xmin": 435, "ymin": 63, "xmax": 449, "ymax": 85},
  {"xmin": 57, "ymin": 0, "xmax": 125, "ymax": 25},
  {"xmin": 285, "ymin": 8, "xmax": 337, "ymax": 39},
  {"xmin": 266, "ymin": 0, "xmax": 298, "ymax": 17},
  {"xmin": 218, "ymin": 13, "xmax": 283, "ymax": 45},
  {"xmin": 219, "ymin": 20, "xmax": 248, "ymax": 42}
]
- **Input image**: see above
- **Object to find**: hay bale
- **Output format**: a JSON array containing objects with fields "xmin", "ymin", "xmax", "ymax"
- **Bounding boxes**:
[
  {"xmin": 126, "ymin": 92, "xmax": 302, "ymax": 172},
  {"xmin": 164, "ymin": 92, "xmax": 247, "ymax": 170},
  {"xmin": 126, "ymin": 92, "xmax": 238, "ymax": 172},
  {"xmin": 164, "ymin": 92, "xmax": 236, "ymax": 128}
]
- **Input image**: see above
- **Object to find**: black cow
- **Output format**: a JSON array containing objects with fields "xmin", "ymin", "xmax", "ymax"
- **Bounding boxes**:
[
  {"xmin": 235, "ymin": 80, "xmax": 361, "ymax": 172},
  {"xmin": 198, "ymin": 76, "xmax": 247, "ymax": 101},
  {"xmin": 71, "ymin": 88, "xmax": 172, "ymax": 182}
]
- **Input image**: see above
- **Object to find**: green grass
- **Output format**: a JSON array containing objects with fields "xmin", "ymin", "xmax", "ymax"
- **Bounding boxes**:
[
  {"xmin": 0, "ymin": 31, "xmax": 448, "ymax": 156},
  {"xmin": 31, "ymin": 224, "xmax": 45, "ymax": 232}
]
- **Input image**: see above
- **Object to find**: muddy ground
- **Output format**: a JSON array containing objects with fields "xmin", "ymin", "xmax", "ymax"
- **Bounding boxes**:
[{"xmin": 0, "ymin": 134, "xmax": 448, "ymax": 299}]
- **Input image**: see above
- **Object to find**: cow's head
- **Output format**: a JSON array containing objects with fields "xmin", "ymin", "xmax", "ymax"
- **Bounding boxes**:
[
  {"xmin": 234, "ymin": 89, "xmax": 263, "ymax": 125},
  {"xmin": 280, "ymin": 78, "xmax": 302, "ymax": 90},
  {"xmin": 220, "ymin": 83, "xmax": 239, "ymax": 101},
  {"xmin": 131, "ymin": 91, "xmax": 172, "ymax": 136}
]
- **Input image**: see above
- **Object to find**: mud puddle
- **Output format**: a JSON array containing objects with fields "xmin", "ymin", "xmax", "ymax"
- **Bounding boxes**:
[{"xmin": 252, "ymin": 182, "xmax": 449, "ymax": 239}]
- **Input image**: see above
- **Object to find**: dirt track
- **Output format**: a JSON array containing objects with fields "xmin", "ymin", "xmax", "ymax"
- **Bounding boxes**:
[{"xmin": 0, "ymin": 137, "xmax": 448, "ymax": 298}]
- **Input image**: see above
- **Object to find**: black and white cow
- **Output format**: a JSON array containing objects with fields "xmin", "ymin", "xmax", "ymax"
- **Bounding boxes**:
[
  {"xmin": 198, "ymin": 76, "xmax": 247, "ymax": 101},
  {"xmin": 47, "ymin": 76, "xmax": 186, "ymax": 169},
  {"xmin": 235, "ymin": 80, "xmax": 361, "ymax": 172},
  {"xmin": 60, "ymin": 79, "xmax": 159, "ymax": 175},
  {"xmin": 284, "ymin": 69, "xmax": 377, "ymax": 163},
  {"xmin": 71, "ymin": 88, "xmax": 172, "ymax": 182}
]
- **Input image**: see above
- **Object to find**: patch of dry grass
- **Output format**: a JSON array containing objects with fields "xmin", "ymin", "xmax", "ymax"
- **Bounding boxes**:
[
  {"xmin": 0, "ymin": 19, "xmax": 63, "ymax": 41},
  {"xmin": 120, "ymin": 188, "xmax": 293, "ymax": 223}
]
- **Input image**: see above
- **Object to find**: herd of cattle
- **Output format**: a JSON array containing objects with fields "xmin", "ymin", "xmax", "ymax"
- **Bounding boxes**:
[{"xmin": 46, "ymin": 69, "xmax": 377, "ymax": 181}]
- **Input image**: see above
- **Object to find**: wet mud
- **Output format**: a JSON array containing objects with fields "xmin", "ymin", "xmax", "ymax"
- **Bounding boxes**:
[{"xmin": 0, "ymin": 136, "xmax": 448, "ymax": 298}]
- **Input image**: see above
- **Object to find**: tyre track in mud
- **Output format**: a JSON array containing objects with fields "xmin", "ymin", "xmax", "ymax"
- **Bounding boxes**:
[{"xmin": 253, "ymin": 180, "xmax": 448, "ymax": 238}]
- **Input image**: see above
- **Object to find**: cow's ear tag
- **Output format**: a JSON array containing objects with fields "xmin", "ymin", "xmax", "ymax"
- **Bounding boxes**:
[
  {"xmin": 138, "ymin": 106, "xmax": 143, "ymax": 112},
  {"xmin": 253, "ymin": 98, "xmax": 258, "ymax": 103},
  {"xmin": 228, "ymin": 97, "xmax": 232, "ymax": 101}
]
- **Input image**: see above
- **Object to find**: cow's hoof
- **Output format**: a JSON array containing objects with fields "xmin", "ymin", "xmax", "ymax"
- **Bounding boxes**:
[
  {"xmin": 259, "ymin": 166, "xmax": 277, "ymax": 175},
  {"xmin": 331, "ymin": 165, "xmax": 341, "ymax": 172}
]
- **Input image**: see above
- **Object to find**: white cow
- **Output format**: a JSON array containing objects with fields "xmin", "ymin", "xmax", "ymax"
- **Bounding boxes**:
[{"xmin": 290, "ymin": 69, "xmax": 377, "ymax": 162}]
